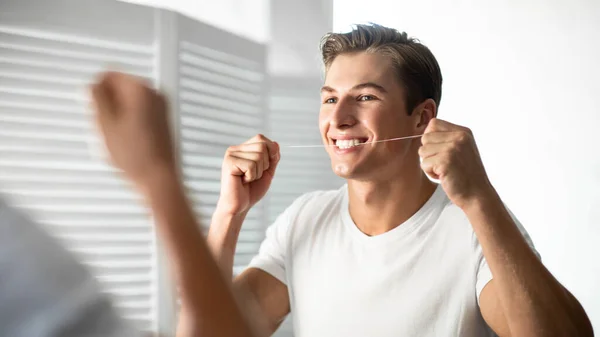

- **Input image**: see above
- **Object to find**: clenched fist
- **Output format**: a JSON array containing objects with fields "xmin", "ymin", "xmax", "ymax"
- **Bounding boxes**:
[
  {"xmin": 89, "ymin": 71, "xmax": 177, "ymax": 190},
  {"xmin": 419, "ymin": 118, "xmax": 496, "ymax": 209},
  {"xmin": 216, "ymin": 134, "xmax": 280, "ymax": 216}
]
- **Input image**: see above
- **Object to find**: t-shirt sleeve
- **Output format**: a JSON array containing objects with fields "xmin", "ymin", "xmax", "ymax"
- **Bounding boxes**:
[
  {"xmin": 247, "ymin": 203, "xmax": 294, "ymax": 285},
  {"xmin": 0, "ymin": 197, "xmax": 140, "ymax": 337},
  {"xmin": 475, "ymin": 207, "xmax": 540, "ymax": 304}
]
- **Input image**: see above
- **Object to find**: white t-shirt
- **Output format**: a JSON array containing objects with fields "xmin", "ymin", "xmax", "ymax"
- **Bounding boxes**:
[{"xmin": 249, "ymin": 184, "xmax": 538, "ymax": 337}]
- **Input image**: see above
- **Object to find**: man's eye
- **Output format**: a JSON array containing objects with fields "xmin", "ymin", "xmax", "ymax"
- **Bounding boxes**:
[
  {"xmin": 324, "ymin": 97, "xmax": 337, "ymax": 104},
  {"xmin": 359, "ymin": 95, "xmax": 375, "ymax": 101}
]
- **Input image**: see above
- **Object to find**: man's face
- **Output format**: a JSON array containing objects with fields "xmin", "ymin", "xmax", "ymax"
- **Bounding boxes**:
[{"xmin": 319, "ymin": 51, "xmax": 422, "ymax": 180}]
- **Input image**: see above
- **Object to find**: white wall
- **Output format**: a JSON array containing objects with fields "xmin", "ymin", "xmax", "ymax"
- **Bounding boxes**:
[
  {"xmin": 117, "ymin": 0, "xmax": 270, "ymax": 43},
  {"xmin": 336, "ymin": 0, "xmax": 600, "ymax": 331},
  {"xmin": 117, "ymin": 0, "xmax": 333, "ymax": 77},
  {"xmin": 268, "ymin": 0, "xmax": 333, "ymax": 76}
]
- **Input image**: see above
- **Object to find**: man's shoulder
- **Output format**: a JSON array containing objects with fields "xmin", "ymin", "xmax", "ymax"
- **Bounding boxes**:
[{"xmin": 435, "ymin": 196, "xmax": 537, "ymax": 256}]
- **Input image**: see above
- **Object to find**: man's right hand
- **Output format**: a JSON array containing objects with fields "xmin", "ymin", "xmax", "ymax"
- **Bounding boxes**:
[{"xmin": 217, "ymin": 135, "xmax": 280, "ymax": 216}]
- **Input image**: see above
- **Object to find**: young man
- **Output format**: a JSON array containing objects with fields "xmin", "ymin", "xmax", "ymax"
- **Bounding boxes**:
[{"xmin": 184, "ymin": 24, "xmax": 594, "ymax": 337}]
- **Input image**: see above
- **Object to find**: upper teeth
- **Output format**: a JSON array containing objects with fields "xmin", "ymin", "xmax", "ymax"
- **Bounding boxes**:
[{"xmin": 336, "ymin": 139, "xmax": 363, "ymax": 149}]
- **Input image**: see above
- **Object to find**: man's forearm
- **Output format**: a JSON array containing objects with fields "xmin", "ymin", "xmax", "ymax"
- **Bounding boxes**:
[
  {"xmin": 141, "ymin": 167, "xmax": 255, "ymax": 337},
  {"xmin": 206, "ymin": 209, "xmax": 282, "ymax": 337},
  {"xmin": 463, "ymin": 190, "xmax": 593, "ymax": 337},
  {"xmin": 207, "ymin": 208, "xmax": 247, "ymax": 280}
]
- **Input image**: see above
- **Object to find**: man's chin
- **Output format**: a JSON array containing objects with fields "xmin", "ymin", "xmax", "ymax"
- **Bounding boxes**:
[
  {"xmin": 332, "ymin": 162, "xmax": 351, "ymax": 177},
  {"xmin": 331, "ymin": 162, "xmax": 370, "ymax": 180},
  {"xmin": 330, "ymin": 157, "xmax": 389, "ymax": 181}
]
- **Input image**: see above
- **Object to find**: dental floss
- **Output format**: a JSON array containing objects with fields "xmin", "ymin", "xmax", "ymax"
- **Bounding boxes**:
[{"xmin": 281, "ymin": 134, "xmax": 423, "ymax": 148}]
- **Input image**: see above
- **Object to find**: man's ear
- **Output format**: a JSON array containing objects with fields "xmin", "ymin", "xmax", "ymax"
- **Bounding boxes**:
[{"xmin": 414, "ymin": 98, "xmax": 437, "ymax": 129}]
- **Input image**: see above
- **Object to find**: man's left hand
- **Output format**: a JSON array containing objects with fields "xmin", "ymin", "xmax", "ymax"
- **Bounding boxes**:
[
  {"xmin": 90, "ymin": 71, "xmax": 177, "ymax": 192},
  {"xmin": 419, "ymin": 118, "xmax": 496, "ymax": 209}
]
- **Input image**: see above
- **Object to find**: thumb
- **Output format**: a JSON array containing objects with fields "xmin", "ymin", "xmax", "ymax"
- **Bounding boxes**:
[{"xmin": 264, "ymin": 142, "xmax": 280, "ymax": 178}]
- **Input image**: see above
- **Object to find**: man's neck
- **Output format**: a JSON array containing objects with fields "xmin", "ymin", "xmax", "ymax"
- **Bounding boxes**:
[{"xmin": 347, "ymin": 172, "xmax": 437, "ymax": 236}]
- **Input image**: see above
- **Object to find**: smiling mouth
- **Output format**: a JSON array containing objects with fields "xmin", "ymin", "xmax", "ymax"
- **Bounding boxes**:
[{"xmin": 334, "ymin": 138, "xmax": 369, "ymax": 149}]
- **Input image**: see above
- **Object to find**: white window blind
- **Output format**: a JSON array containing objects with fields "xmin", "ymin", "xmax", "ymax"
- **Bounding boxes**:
[
  {"xmin": 1, "ymin": 0, "xmax": 270, "ymax": 334},
  {"xmin": 174, "ymin": 16, "xmax": 268, "ymax": 276},
  {"xmin": 0, "ymin": 0, "xmax": 158, "ymax": 333},
  {"xmin": 266, "ymin": 77, "xmax": 343, "ymax": 224}
]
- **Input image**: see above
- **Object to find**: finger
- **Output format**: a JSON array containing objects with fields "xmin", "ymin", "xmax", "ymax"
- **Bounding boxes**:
[
  {"xmin": 421, "ymin": 131, "xmax": 465, "ymax": 145},
  {"xmin": 261, "ymin": 144, "xmax": 270, "ymax": 174},
  {"xmin": 229, "ymin": 151, "xmax": 265, "ymax": 180},
  {"xmin": 244, "ymin": 133, "xmax": 273, "ymax": 144},
  {"xmin": 230, "ymin": 142, "xmax": 269, "ymax": 153},
  {"xmin": 418, "ymin": 143, "xmax": 450, "ymax": 159},
  {"xmin": 253, "ymin": 140, "xmax": 279, "ymax": 162},
  {"xmin": 237, "ymin": 140, "xmax": 278, "ymax": 170},
  {"xmin": 227, "ymin": 156, "xmax": 259, "ymax": 183},
  {"xmin": 251, "ymin": 138, "xmax": 272, "ymax": 172},
  {"xmin": 264, "ymin": 142, "xmax": 281, "ymax": 178},
  {"xmin": 425, "ymin": 118, "xmax": 457, "ymax": 132},
  {"xmin": 230, "ymin": 142, "xmax": 270, "ymax": 171},
  {"xmin": 244, "ymin": 134, "xmax": 279, "ymax": 158},
  {"xmin": 262, "ymin": 137, "xmax": 279, "ymax": 159},
  {"xmin": 420, "ymin": 156, "xmax": 440, "ymax": 180},
  {"xmin": 422, "ymin": 154, "xmax": 452, "ymax": 180}
]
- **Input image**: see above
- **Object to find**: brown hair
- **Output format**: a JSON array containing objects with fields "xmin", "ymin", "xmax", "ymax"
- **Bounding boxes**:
[{"xmin": 320, "ymin": 23, "xmax": 442, "ymax": 114}]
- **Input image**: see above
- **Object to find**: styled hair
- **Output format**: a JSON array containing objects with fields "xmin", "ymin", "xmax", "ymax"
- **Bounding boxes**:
[{"xmin": 320, "ymin": 23, "xmax": 442, "ymax": 114}]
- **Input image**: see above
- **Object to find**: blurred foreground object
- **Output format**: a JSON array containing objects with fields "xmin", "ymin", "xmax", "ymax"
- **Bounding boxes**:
[
  {"xmin": 0, "ymin": 197, "xmax": 139, "ymax": 337},
  {"xmin": 90, "ymin": 71, "xmax": 176, "ymax": 191}
]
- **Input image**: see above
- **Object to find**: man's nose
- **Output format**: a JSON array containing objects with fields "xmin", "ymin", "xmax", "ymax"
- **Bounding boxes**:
[{"xmin": 329, "ymin": 98, "xmax": 358, "ymax": 130}]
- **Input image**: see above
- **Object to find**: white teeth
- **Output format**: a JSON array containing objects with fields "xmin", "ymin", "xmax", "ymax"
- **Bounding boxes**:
[{"xmin": 335, "ymin": 139, "xmax": 363, "ymax": 149}]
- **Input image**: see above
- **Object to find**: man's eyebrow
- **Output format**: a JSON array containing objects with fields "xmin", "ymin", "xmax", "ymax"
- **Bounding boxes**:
[
  {"xmin": 320, "ymin": 82, "xmax": 388, "ymax": 94},
  {"xmin": 352, "ymin": 82, "xmax": 388, "ymax": 93},
  {"xmin": 320, "ymin": 85, "xmax": 335, "ymax": 93}
]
